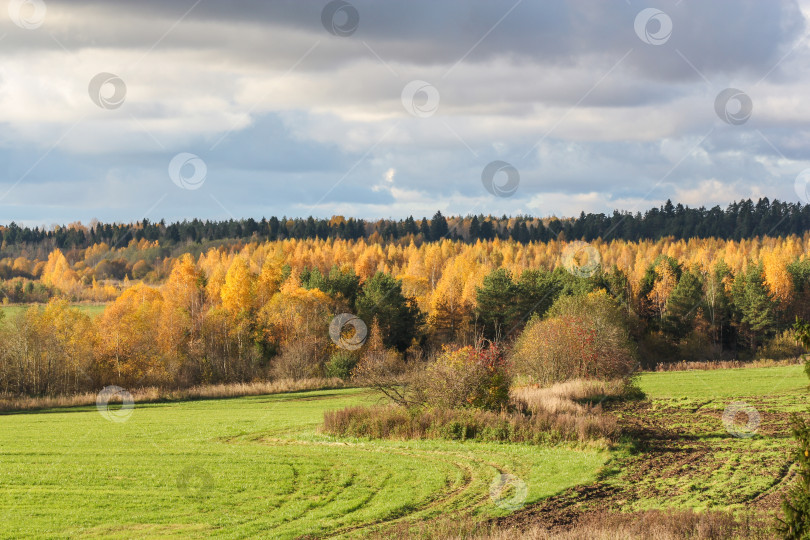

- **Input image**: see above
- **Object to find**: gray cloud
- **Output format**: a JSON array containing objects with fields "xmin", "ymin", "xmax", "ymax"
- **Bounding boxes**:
[{"xmin": 0, "ymin": 0, "xmax": 807, "ymax": 224}]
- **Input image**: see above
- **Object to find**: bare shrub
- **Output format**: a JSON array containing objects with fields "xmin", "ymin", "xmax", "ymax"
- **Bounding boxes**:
[
  {"xmin": 351, "ymin": 318, "xmax": 411, "ymax": 404},
  {"xmin": 271, "ymin": 337, "xmax": 327, "ymax": 380}
]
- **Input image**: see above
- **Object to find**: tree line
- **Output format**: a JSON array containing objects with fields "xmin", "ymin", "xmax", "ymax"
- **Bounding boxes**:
[{"xmin": 2, "ymin": 198, "xmax": 810, "ymax": 253}]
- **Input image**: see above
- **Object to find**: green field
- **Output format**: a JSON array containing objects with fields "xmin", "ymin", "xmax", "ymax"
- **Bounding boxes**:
[
  {"xmin": 0, "ymin": 388, "xmax": 606, "ymax": 539},
  {"xmin": 637, "ymin": 364, "xmax": 806, "ymax": 399},
  {"xmin": 1, "ymin": 365, "xmax": 807, "ymax": 538},
  {"xmin": 0, "ymin": 303, "xmax": 107, "ymax": 322},
  {"xmin": 610, "ymin": 364, "xmax": 809, "ymax": 512}
]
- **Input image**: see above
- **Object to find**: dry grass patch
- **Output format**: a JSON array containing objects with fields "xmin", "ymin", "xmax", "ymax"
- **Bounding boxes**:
[
  {"xmin": 653, "ymin": 358, "xmax": 802, "ymax": 372},
  {"xmin": 480, "ymin": 509, "xmax": 768, "ymax": 540},
  {"xmin": 511, "ymin": 379, "xmax": 630, "ymax": 415},
  {"xmin": 0, "ymin": 378, "xmax": 344, "ymax": 412},
  {"xmin": 322, "ymin": 404, "xmax": 618, "ymax": 444},
  {"xmin": 322, "ymin": 379, "xmax": 634, "ymax": 445}
]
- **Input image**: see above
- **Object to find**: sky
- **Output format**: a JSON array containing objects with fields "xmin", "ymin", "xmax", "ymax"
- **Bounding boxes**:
[{"xmin": 1, "ymin": 0, "xmax": 810, "ymax": 227}]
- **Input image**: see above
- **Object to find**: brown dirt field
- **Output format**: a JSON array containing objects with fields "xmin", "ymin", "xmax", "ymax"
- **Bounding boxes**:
[{"xmin": 489, "ymin": 396, "xmax": 802, "ymax": 539}]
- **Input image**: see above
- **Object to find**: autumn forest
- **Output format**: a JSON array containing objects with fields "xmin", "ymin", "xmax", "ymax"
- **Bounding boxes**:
[{"xmin": 0, "ymin": 198, "xmax": 809, "ymax": 398}]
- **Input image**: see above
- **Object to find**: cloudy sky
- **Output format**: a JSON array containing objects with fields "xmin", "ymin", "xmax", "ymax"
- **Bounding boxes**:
[{"xmin": 1, "ymin": 0, "xmax": 809, "ymax": 226}]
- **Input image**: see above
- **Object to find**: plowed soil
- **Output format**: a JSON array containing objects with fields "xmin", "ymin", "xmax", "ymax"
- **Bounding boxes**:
[{"xmin": 491, "ymin": 394, "xmax": 804, "ymax": 537}]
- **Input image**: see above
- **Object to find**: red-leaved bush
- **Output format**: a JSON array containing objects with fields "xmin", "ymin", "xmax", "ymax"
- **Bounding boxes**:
[
  {"xmin": 411, "ymin": 343, "xmax": 511, "ymax": 411},
  {"xmin": 510, "ymin": 291, "xmax": 637, "ymax": 385}
]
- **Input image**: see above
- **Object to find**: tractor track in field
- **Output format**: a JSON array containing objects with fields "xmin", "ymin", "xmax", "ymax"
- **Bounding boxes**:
[
  {"xmin": 223, "ymin": 391, "xmax": 805, "ymax": 537},
  {"xmin": 245, "ymin": 436, "xmax": 510, "ymax": 538},
  {"xmin": 327, "ymin": 459, "xmax": 482, "ymax": 538},
  {"xmin": 492, "ymin": 397, "xmax": 800, "ymax": 535}
]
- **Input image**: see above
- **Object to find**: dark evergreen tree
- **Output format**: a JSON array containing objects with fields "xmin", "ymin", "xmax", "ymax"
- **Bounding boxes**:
[
  {"xmin": 475, "ymin": 269, "xmax": 519, "ymax": 340},
  {"xmin": 430, "ymin": 211, "xmax": 449, "ymax": 241},
  {"xmin": 662, "ymin": 269, "xmax": 705, "ymax": 339},
  {"xmin": 731, "ymin": 262, "xmax": 777, "ymax": 349},
  {"xmin": 419, "ymin": 218, "xmax": 431, "ymax": 241},
  {"xmin": 356, "ymin": 272, "xmax": 423, "ymax": 352},
  {"xmin": 469, "ymin": 216, "xmax": 480, "ymax": 241},
  {"xmin": 478, "ymin": 219, "xmax": 495, "ymax": 240}
]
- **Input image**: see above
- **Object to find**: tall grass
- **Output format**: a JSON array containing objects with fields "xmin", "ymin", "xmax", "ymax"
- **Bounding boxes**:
[
  {"xmin": 0, "ymin": 378, "xmax": 345, "ymax": 413},
  {"xmin": 511, "ymin": 379, "xmax": 630, "ymax": 415},
  {"xmin": 653, "ymin": 358, "xmax": 802, "ymax": 372},
  {"xmin": 323, "ymin": 404, "xmax": 617, "ymax": 444},
  {"xmin": 323, "ymin": 379, "xmax": 630, "ymax": 445}
]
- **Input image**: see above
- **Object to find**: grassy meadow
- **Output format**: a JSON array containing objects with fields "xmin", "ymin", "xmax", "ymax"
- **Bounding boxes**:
[
  {"xmin": 0, "ymin": 388, "xmax": 606, "ymax": 539},
  {"xmin": 0, "ymin": 303, "xmax": 107, "ymax": 322},
  {"xmin": 638, "ymin": 364, "xmax": 806, "ymax": 400},
  {"xmin": 0, "ymin": 364, "xmax": 806, "ymax": 538}
]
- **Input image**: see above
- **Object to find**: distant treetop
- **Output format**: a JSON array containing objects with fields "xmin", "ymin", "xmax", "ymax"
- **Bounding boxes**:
[{"xmin": 1, "ymin": 198, "xmax": 809, "ymax": 252}]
